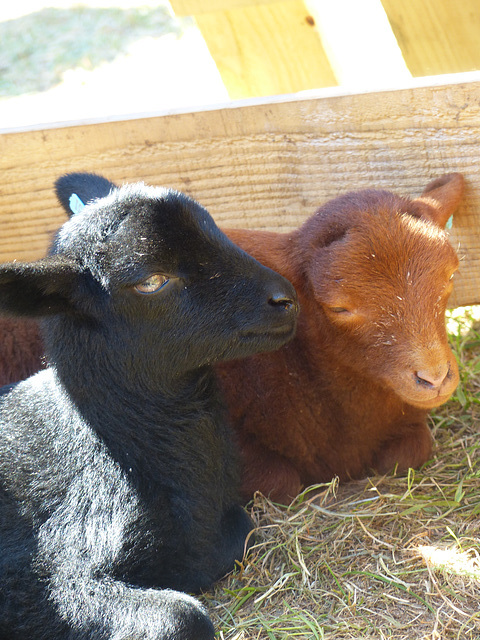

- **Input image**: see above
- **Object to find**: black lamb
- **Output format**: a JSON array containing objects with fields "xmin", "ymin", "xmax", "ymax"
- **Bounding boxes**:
[{"xmin": 0, "ymin": 172, "xmax": 298, "ymax": 640}]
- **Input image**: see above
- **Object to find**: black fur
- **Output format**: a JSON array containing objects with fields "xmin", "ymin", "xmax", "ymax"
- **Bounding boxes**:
[{"xmin": 0, "ymin": 174, "xmax": 298, "ymax": 639}]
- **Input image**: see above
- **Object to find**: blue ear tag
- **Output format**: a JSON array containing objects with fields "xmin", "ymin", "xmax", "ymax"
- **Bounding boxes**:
[
  {"xmin": 69, "ymin": 193, "xmax": 85, "ymax": 215},
  {"xmin": 446, "ymin": 215, "xmax": 453, "ymax": 230}
]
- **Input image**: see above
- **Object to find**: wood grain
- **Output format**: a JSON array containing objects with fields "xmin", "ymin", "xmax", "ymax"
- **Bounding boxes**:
[
  {"xmin": 382, "ymin": 0, "xmax": 480, "ymax": 77},
  {"xmin": 1, "ymin": 77, "xmax": 480, "ymax": 307},
  {"xmin": 192, "ymin": 0, "xmax": 337, "ymax": 98}
]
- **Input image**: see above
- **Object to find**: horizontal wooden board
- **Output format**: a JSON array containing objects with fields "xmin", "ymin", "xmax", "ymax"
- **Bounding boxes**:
[{"xmin": 1, "ymin": 77, "xmax": 480, "ymax": 307}]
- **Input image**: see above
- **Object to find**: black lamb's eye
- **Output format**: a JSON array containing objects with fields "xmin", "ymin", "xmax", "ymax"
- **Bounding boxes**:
[{"xmin": 134, "ymin": 274, "xmax": 169, "ymax": 294}]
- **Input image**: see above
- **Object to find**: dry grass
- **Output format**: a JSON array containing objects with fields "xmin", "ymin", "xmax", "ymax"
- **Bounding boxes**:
[{"xmin": 204, "ymin": 308, "xmax": 480, "ymax": 639}]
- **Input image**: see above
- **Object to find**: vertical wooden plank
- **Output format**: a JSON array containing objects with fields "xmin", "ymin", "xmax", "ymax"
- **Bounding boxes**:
[
  {"xmin": 305, "ymin": 0, "xmax": 411, "ymax": 87},
  {"xmin": 382, "ymin": 0, "xmax": 480, "ymax": 76},
  {"xmin": 173, "ymin": 0, "xmax": 337, "ymax": 98}
]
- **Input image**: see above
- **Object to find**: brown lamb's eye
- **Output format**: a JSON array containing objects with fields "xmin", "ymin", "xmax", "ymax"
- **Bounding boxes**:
[
  {"xmin": 330, "ymin": 307, "xmax": 350, "ymax": 314},
  {"xmin": 134, "ymin": 274, "xmax": 170, "ymax": 294}
]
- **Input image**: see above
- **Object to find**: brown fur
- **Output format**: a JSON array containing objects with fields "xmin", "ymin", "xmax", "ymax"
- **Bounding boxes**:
[
  {"xmin": 217, "ymin": 174, "xmax": 463, "ymax": 503},
  {"xmin": 0, "ymin": 175, "xmax": 464, "ymax": 505},
  {"xmin": 0, "ymin": 317, "xmax": 45, "ymax": 387}
]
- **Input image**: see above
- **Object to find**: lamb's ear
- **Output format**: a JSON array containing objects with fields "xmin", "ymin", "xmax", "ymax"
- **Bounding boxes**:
[
  {"xmin": 0, "ymin": 256, "xmax": 82, "ymax": 318},
  {"xmin": 55, "ymin": 172, "xmax": 117, "ymax": 217},
  {"xmin": 412, "ymin": 173, "xmax": 464, "ymax": 228}
]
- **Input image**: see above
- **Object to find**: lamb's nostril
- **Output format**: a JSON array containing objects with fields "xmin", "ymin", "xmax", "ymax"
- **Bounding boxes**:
[
  {"xmin": 415, "ymin": 364, "xmax": 449, "ymax": 389},
  {"xmin": 268, "ymin": 292, "xmax": 297, "ymax": 311}
]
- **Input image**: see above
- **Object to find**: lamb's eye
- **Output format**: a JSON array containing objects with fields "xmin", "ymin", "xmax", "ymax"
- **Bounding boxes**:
[
  {"xmin": 329, "ymin": 307, "xmax": 350, "ymax": 314},
  {"xmin": 134, "ymin": 274, "xmax": 169, "ymax": 294}
]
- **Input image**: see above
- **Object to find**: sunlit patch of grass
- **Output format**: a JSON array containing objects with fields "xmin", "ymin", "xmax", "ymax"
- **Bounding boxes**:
[
  {"xmin": 446, "ymin": 305, "xmax": 480, "ymax": 408},
  {"xmin": 417, "ymin": 544, "xmax": 480, "ymax": 580},
  {"xmin": 446, "ymin": 305, "xmax": 480, "ymax": 338}
]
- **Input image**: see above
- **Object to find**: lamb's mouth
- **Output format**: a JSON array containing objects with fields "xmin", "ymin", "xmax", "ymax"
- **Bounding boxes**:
[{"xmin": 239, "ymin": 322, "xmax": 297, "ymax": 343}]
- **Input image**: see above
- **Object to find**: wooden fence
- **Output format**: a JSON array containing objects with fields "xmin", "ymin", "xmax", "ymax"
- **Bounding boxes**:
[{"xmin": 1, "ymin": 75, "xmax": 480, "ymax": 308}]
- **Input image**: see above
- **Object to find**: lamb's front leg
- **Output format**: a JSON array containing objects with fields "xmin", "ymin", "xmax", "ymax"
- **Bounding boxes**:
[
  {"xmin": 373, "ymin": 422, "xmax": 433, "ymax": 476},
  {"xmin": 238, "ymin": 432, "xmax": 303, "ymax": 504},
  {"xmin": 36, "ymin": 472, "xmax": 214, "ymax": 640}
]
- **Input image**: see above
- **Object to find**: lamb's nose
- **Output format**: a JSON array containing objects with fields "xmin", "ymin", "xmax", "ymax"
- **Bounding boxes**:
[
  {"xmin": 268, "ymin": 291, "xmax": 298, "ymax": 312},
  {"xmin": 415, "ymin": 364, "xmax": 450, "ymax": 390}
]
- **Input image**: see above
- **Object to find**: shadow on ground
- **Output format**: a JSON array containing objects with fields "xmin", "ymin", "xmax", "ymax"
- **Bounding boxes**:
[{"xmin": 0, "ymin": 5, "xmax": 189, "ymax": 97}]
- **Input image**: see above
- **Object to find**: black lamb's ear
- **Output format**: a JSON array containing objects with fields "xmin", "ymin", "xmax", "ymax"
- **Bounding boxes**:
[
  {"xmin": 0, "ymin": 256, "xmax": 82, "ymax": 318},
  {"xmin": 55, "ymin": 172, "xmax": 117, "ymax": 217}
]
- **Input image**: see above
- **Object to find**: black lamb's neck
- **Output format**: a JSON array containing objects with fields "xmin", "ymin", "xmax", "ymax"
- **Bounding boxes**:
[
  {"xmin": 42, "ymin": 317, "xmax": 230, "ymax": 479},
  {"xmin": 43, "ymin": 314, "xmax": 217, "ymax": 400},
  {"xmin": 59, "ymin": 357, "xmax": 228, "ymax": 485},
  {"xmin": 53, "ymin": 354, "xmax": 223, "ymax": 429}
]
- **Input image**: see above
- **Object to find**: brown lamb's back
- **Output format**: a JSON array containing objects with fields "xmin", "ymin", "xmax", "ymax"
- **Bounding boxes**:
[{"xmin": 0, "ymin": 317, "xmax": 45, "ymax": 387}]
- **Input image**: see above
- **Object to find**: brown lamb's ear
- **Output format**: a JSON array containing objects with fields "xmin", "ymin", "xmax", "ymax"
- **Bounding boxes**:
[{"xmin": 412, "ymin": 173, "xmax": 465, "ymax": 228}]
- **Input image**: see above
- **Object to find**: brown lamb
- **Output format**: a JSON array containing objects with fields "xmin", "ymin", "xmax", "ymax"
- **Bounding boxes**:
[
  {"xmin": 217, "ymin": 173, "xmax": 464, "ymax": 502},
  {"xmin": 0, "ymin": 174, "xmax": 464, "ymax": 505}
]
